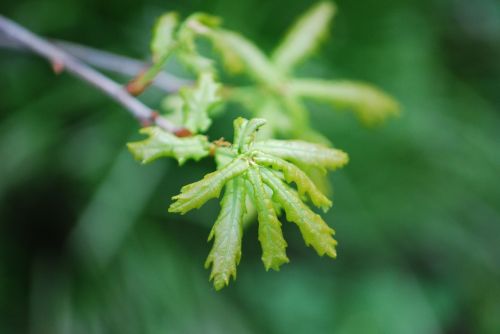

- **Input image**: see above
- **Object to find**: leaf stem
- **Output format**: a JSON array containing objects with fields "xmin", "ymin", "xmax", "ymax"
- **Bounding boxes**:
[
  {"xmin": 125, "ymin": 48, "xmax": 176, "ymax": 95},
  {"xmin": 0, "ymin": 14, "xmax": 187, "ymax": 134}
]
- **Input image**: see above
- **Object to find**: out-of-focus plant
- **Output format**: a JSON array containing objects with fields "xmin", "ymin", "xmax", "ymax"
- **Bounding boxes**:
[{"xmin": 126, "ymin": 1, "xmax": 398, "ymax": 290}]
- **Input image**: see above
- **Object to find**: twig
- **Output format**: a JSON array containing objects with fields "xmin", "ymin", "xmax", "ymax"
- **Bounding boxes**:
[
  {"xmin": 53, "ymin": 40, "xmax": 193, "ymax": 93},
  {"xmin": 0, "ymin": 34, "xmax": 192, "ymax": 93},
  {"xmin": 0, "ymin": 15, "xmax": 188, "ymax": 134}
]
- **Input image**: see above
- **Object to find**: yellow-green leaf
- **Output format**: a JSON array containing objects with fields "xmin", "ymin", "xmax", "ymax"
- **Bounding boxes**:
[
  {"xmin": 176, "ymin": 51, "xmax": 214, "ymax": 74},
  {"xmin": 169, "ymin": 157, "xmax": 249, "ymax": 214},
  {"xmin": 272, "ymin": 1, "xmax": 336, "ymax": 73},
  {"xmin": 205, "ymin": 176, "xmax": 246, "ymax": 290},
  {"xmin": 253, "ymin": 152, "xmax": 332, "ymax": 211},
  {"xmin": 261, "ymin": 168, "xmax": 337, "ymax": 258},
  {"xmin": 127, "ymin": 127, "xmax": 210, "ymax": 165},
  {"xmin": 208, "ymin": 29, "xmax": 283, "ymax": 86},
  {"xmin": 253, "ymin": 97, "xmax": 294, "ymax": 139},
  {"xmin": 247, "ymin": 165, "xmax": 289, "ymax": 270},
  {"xmin": 290, "ymin": 79, "xmax": 400, "ymax": 124},
  {"xmin": 207, "ymin": 31, "xmax": 246, "ymax": 74},
  {"xmin": 253, "ymin": 139, "xmax": 348, "ymax": 170},
  {"xmin": 295, "ymin": 162, "xmax": 332, "ymax": 197},
  {"xmin": 233, "ymin": 117, "xmax": 267, "ymax": 153},
  {"xmin": 150, "ymin": 12, "xmax": 179, "ymax": 63},
  {"xmin": 180, "ymin": 72, "xmax": 221, "ymax": 133}
]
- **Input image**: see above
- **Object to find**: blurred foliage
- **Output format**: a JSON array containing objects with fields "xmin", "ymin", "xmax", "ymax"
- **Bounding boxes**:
[{"xmin": 1, "ymin": 0, "xmax": 500, "ymax": 333}]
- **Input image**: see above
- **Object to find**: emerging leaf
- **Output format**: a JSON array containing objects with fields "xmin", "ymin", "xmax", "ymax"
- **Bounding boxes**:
[
  {"xmin": 280, "ymin": 95, "xmax": 311, "ymax": 135},
  {"xmin": 180, "ymin": 72, "xmax": 221, "ymax": 133},
  {"xmin": 128, "ymin": 11, "xmax": 220, "ymax": 95},
  {"xmin": 247, "ymin": 165, "xmax": 289, "ymax": 270},
  {"xmin": 128, "ymin": 0, "xmax": 399, "ymax": 292},
  {"xmin": 127, "ymin": 127, "xmax": 210, "ymax": 165},
  {"xmin": 295, "ymin": 162, "xmax": 333, "ymax": 197},
  {"xmin": 176, "ymin": 51, "xmax": 214, "ymax": 74},
  {"xmin": 233, "ymin": 117, "xmax": 267, "ymax": 153},
  {"xmin": 169, "ymin": 157, "xmax": 249, "ymax": 214},
  {"xmin": 205, "ymin": 176, "xmax": 246, "ymax": 290},
  {"xmin": 208, "ymin": 29, "xmax": 283, "ymax": 86},
  {"xmin": 290, "ymin": 79, "xmax": 400, "ymax": 124},
  {"xmin": 133, "ymin": 117, "xmax": 350, "ymax": 289},
  {"xmin": 160, "ymin": 94, "xmax": 184, "ymax": 124},
  {"xmin": 253, "ymin": 152, "xmax": 332, "ymax": 211},
  {"xmin": 177, "ymin": 12, "xmax": 221, "ymax": 45},
  {"xmin": 272, "ymin": 1, "xmax": 336, "ymax": 73},
  {"xmin": 175, "ymin": 13, "xmax": 221, "ymax": 74},
  {"xmin": 253, "ymin": 97, "xmax": 294, "ymax": 139},
  {"xmin": 260, "ymin": 168, "xmax": 337, "ymax": 258},
  {"xmin": 208, "ymin": 32, "xmax": 246, "ymax": 74},
  {"xmin": 253, "ymin": 139, "xmax": 348, "ymax": 170},
  {"xmin": 151, "ymin": 12, "xmax": 179, "ymax": 63}
]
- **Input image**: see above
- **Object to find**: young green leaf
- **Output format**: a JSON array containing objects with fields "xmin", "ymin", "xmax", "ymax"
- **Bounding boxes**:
[
  {"xmin": 233, "ymin": 117, "xmax": 267, "ymax": 153},
  {"xmin": 126, "ymin": 0, "xmax": 398, "ymax": 292},
  {"xmin": 247, "ymin": 165, "xmax": 289, "ymax": 270},
  {"xmin": 130, "ymin": 117, "xmax": 350, "ymax": 289},
  {"xmin": 295, "ymin": 162, "xmax": 332, "ymax": 197},
  {"xmin": 127, "ymin": 12, "xmax": 181, "ymax": 95},
  {"xmin": 281, "ymin": 95, "xmax": 311, "ymax": 134},
  {"xmin": 205, "ymin": 176, "xmax": 246, "ymax": 290},
  {"xmin": 253, "ymin": 152, "xmax": 332, "ymax": 211},
  {"xmin": 207, "ymin": 32, "xmax": 246, "ymax": 74},
  {"xmin": 208, "ymin": 29, "xmax": 283, "ymax": 86},
  {"xmin": 260, "ymin": 168, "xmax": 337, "ymax": 258},
  {"xmin": 151, "ymin": 12, "xmax": 179, "ymax": 63},
  {"xmin": 290, "ymin": 79, "xmax": 400, "ymax": 124},
  {"xmin": 160, "ymin": 94, "xmax": 184, "ymax": 124},
  {"xmin": 175, "ymin": 12, "xmax": 221, "ymax": 72},
  {"xmin": 169, "ymin": 157, "xmax": 249, "ymax": 214},
  {"xmin": 128, "ymin": 11, "xmax": 220, "ymax": 94},
  {"xmin": 253, "ymin": 139, "xmax": 348, "ymax": 170},
  {"xmin": 177, "ymin": 12, "xmax": 221, "ymax": 45},
  {"xmin": 253, "ymin": 97, "xmax": 294, "ymax": 139},
  {"xmin": 127, "ymin": 127, "xmax": 210, "ymax": 165},
  {"xmin": 180, "ymin": 72, "xmax": 221, "ymax": 133},
  {"xmin": 272, "ymin": 1, "xmax": 336, "ymax": 73},
  {"xmin": 176, "ymin": 51, "xmax": 214, "ymax": 74}
]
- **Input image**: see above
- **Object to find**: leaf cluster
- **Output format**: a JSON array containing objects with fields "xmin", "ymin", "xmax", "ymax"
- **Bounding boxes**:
[
  {"xmin": 130, "ymin": 118, "xmax": 347, "ymax": 290},
  {"xmin": 193, "ymin": 1, "xmax": 400, "ymax": 139},
  {"xmin": 126, "ymin": 1, "xmax": 399, "ymax": 290},
  {"xmin": 129, "ymin": 2, "xmax": 399, "ymax": 138}
]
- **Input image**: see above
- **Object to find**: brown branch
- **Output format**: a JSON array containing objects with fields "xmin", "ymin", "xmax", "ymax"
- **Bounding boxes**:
[{"xmin": 0, "ymin": 14, "xmax": 189, "ymax": 135}]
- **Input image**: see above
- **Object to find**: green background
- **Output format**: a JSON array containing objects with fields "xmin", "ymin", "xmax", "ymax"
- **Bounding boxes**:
[{"xmin": 1, "ymin": 0, "xmax": 499, "ymax": 333}]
